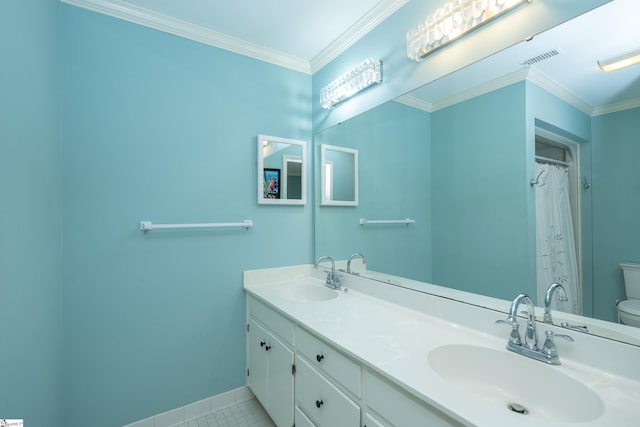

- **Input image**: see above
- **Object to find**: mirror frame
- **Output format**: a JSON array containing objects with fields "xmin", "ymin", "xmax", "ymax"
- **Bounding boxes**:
[
  {"xmin": 320, "ymin": 144, "xmax": 359, "ymax": 206},
  {"xmin": 257, "ymin": 134, "xmax": 307, "ymax": 205}
]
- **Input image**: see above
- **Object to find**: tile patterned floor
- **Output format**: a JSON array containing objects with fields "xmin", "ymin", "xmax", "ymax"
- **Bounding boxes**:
[{"xmin": 176, "ymin": 398, "xmax": 275, "ymax": 427}]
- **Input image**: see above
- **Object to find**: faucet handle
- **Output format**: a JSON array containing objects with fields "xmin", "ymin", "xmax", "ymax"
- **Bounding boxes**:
[
  {"xmin": 496, "ymin": 318, "xmax": 522, "ymax": 346},
  {"xmin": 542, "ymin": 330, "xmax": 574, "ymax": 358}
]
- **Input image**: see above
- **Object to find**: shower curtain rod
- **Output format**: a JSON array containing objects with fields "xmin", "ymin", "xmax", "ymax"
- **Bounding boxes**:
[{"xmin": 535, "ymin": 155, "xmax": 570, "ymax": 167}]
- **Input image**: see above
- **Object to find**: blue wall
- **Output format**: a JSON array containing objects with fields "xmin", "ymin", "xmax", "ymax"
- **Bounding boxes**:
[
  {"xmin": 592, "ymin": 107, "xmax": 640, "ymax": 321},
  {"xmin": 431, "ymin": 83, "xmax": 530, "ymax": 300},
  {"xmin": 0, "ymin": 1, "xmax": 63, "ymax": 426},
  {"xmin": 60, "ymin": 5, "xmax": 311, "ymax": 427},
  {"xmin": 314, "ymin": 101, "xmax": 431, "ymax": 281}
]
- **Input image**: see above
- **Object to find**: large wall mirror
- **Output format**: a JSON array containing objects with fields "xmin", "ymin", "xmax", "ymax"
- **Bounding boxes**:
[
  {"xmin": 258, "ymin": 134, "xmax": 307, "ymax": 205},
  {"xmin": 313, "ymin": 0, "xmax": 640, "ymax": 346}
]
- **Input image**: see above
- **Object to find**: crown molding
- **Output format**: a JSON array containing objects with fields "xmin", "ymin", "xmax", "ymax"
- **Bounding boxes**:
[
  {"xmin": 309, "ymin": 0, "xmax": 409, "ymax": 74},
  {"xmin": 431, "ymin": 68, "xmax": 530, "ymax": 112},
  {"xmin": 525, "ymin": 67, "xmax": 594, "ymax": 116},
  {"xmin": 592, "ymin": 98, "xmax": 640, "ymax": 116},
  {"xmin": 61, "ymin": 0, "xmax": 311, "ymax": 73},
  {"xmin": 394, "ymin": 94, "xmax": 433, "ymax": 112}
]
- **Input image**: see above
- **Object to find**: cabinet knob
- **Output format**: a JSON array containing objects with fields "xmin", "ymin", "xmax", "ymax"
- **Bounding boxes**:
[
  {"xmin": 260, "ymin": 341, "xmax": 266, "ymax": 347},
  {"xmin": 315, "ymin": 399, "xmax": 324, "ymax": 408},
  {"xmin": 316, "ymin": 354, "xmax": 325, "ymax": 362},
  {"xmin": 265, "ymin": 345, "xmax": 271, "ymax": 351}
]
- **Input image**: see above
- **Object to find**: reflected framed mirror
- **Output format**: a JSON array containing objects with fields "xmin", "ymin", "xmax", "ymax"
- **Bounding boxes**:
[
  {"xmin": 258, "ymin": 134, "xmax": 306, "ymax": 205},
  {"xmin": 320, "ymin": 144, "xmax": 358, "ymax": 206}
]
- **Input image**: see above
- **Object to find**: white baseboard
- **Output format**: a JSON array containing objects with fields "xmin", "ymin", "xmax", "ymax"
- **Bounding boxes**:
[{"xmin": 123, "ymin": 386, "xmax": 255, "ymax": 427}]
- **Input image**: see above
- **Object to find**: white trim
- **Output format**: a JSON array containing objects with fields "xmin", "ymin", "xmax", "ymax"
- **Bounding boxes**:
[
  {"xmin": 431, "ymin": 68, "xmax": 529, "ymax": 112},
  {"xmin": 61, "ymin": 0, "xmax": 311, "ymax": 73},
  {"xmin": 592, "ymin": 98, "xmax": 640, "ymax": 116},
  {"xmin": 61, "ymin": 0, "xmax": 408, "ymax": 75},
  {"xmin": 122, "ymin": 386, "xmax": 255, "ymax": 427},
  {"xmin": 526, "ymin": 68, "xmax": 594, "ymax": 116},
  {"xmin": 393, "ymin": 94, "xmax": 433, "ymax": 112},
  {"xmin": 310, "ymin": 0, "xmax": 409, "ymax": 73}
]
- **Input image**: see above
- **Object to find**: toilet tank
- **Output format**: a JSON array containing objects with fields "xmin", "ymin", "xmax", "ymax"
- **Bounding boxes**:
[{"xmin": 620, "ymin": 262, "xmax": 640, "ymax": 299}]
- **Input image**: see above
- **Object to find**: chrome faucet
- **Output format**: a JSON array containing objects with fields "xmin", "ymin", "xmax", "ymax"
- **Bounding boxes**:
[
  {"xmin": 509, "ymin": 293, "xmax": 538, "ymax": 350},
  {"xmin": 346, "ymin": 252, "xmax": 367, "ymax": 274},
  {"xmin": 496, "ymin": 292, "xmax": 573, "ymax": 365},
  {"xmin": 544, "ymin": 282, "xmax": 568, "ymax": 324},
  {"xmin": 314, "ymin": 256, "xmax": 341, "ymax": 289}
]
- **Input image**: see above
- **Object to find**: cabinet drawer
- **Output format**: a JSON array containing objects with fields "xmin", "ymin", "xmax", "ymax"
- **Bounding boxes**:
[
  {"xmin": 296, "ymin": 327, "xmax": 361, "ymax": 397},
  {"xmin": 365, "ymin": 371, "xmax": 463, "ymax": 427},
  {"xmin": 295, "ymin": 405, "xmax": 316, "ymax": 427},
  {"xmin": 364, "ymin": 412, "xmax": 385, "ymax": 427},
  {"xmin": 296, "ymin": 356, "xmax": 360, "ymax": 427},
  {"xmin": 248, "ymin": 295, "xmax": 294, "ymax": 345}
]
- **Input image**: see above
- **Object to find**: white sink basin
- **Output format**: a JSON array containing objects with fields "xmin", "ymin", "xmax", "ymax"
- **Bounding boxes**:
[
  {"xmin": 428, "ymin": 344, "xmax": 603, "ymax": 423},
  {"xmin": 273, "ymin": 284, "xmax": 338, "ymax": 302}
]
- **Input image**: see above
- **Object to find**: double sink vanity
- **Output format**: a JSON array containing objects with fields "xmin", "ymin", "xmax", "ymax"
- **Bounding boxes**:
[{"xmin": 244, "ymin": 264, "xmax": 640, "ymax": 427}]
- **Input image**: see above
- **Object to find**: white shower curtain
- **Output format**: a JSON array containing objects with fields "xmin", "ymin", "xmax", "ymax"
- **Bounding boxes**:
[{"xmin": 535, "ymin": 162, "xmax": 580, "ymax": 314}]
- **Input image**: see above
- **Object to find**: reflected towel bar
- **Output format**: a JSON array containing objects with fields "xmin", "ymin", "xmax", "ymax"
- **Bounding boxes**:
[
  {"xmin": 359, "ymin": 218, "xmax": 415, "ymax": 225},
  {"xmin": 140, "ymin": 220, "xmax": 253, "ymax": 231}
]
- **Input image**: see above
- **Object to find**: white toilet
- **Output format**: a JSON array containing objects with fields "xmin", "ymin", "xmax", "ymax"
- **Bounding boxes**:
[{"xmin": 618, "ymin": 262, "xmax": 640, "ymax": 327}]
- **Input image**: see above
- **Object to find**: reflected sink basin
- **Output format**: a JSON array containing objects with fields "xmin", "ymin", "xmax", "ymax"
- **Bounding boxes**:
[
  {"xmin": 273, "ymin": 284, "xmax": 338, "ymax": 302},
  {"xmin": 428, "ymin": 344, "xmax": 603, "ymax": 422}
]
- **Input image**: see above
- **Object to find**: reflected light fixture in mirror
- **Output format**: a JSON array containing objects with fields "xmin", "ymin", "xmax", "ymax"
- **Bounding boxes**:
[
  {"xmin": 406, "ymin": 0, "xmax": 531, "ymax": 62},
  {"xmin": 597, "ymin": 49, "xmax": 640, "ymax": 72},
  {"xmin": 320, "ymin": 58, "xmax": 382, "ymax": 109}
]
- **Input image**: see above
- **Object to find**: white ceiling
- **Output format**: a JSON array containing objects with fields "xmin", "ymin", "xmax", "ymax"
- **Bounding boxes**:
[
  {"xmin": 69, "ymin": 0, "xmax": 640, "ymax": 113},
  {"xmin": 110, "ymin": 0, "xmax": 408, "ymax": 73}
]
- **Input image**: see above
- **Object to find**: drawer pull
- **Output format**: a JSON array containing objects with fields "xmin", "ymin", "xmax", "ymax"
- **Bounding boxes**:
[
  {"xmin": 315, "ymin": 399, "xmax": 324, "ymax": 408},
  {"xmin": 316, "ymin": 354, "xmax": 325, "ymax": 362}
]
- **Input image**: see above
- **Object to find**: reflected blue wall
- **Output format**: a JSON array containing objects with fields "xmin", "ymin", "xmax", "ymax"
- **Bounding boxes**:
[
  {"xmin": 315, "ymin": 101, "xmax": 431, "ymax": 280},
  {"xmin": 431, "ymin": 83, "xmax": 529, "ymax": 300},
  {"xmin": 592, "ymin": 107, "xmax": 640, "ymax": 321}
]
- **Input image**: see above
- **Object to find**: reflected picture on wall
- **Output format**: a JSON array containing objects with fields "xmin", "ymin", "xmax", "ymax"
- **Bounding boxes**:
[{"xmin": 263, "ymin": 168, "xmax": 280, "ymax": 199}]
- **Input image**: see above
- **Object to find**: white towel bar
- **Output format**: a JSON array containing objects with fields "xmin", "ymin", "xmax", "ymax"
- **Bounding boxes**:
[
  {"xmin": 359, "ymin": 218, "xmax": 415, "ymax": 225},
  {"xmin": 140, "ymin": 220, "xmax": 253, "ymax": 231}
]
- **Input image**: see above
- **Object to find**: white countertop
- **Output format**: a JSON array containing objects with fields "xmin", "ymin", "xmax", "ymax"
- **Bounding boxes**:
[{"xmin": 244, "ymin": 264, "xmax": 640, "ymax": 427}]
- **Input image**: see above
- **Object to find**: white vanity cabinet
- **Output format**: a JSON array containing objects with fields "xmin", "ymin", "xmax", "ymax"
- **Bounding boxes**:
[
  {"xmin": 247, "ymin": 296, "xmax": 294, "ymax": 427},
  {"xmin": 246, "ymin": 292, "xmax": 461, "ymax": 427}
]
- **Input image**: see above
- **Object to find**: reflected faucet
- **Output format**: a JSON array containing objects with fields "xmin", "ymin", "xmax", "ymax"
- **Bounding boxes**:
[
  {"xmin": 544, "ymin": 283, "xmax": 568, "ymax": 324},
  {"xmin": 314, "ymin": 256, "xmax": 341, "ymax": 290},
  {"xmin": 347, "ymin": 253, "xmax": 367, "ymax": 275}
]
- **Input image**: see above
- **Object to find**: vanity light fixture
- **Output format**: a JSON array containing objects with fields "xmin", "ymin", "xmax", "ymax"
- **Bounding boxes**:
[
  {"xmin": 320, "ymin": 58, "xmax": 382, "ymax": 109},
  {"xmin": 406, "ymin": 0, "xmax": 531, "ymax": 62},
  {"xmin": 597, "ymin": 49, "xmax": 640, "ymax": 72}
]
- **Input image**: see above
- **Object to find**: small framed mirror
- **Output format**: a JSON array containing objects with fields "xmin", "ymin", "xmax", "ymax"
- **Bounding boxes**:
[
  {"xmin": 320, "ymin": 144, "xmax": 358, "ymax": 206},
  {"xmin": 258, "ymin": 135, "xmax": 306, "ymax": 205}
]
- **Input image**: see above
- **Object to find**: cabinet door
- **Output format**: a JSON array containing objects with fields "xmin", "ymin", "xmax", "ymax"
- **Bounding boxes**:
[
  {"xmin": 247, "ymin": 318, "xmax": 269, "ymax": 407},
  {"xmin": 267, "ymin": 333, "xmax": 294, "ymax": 427}
]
